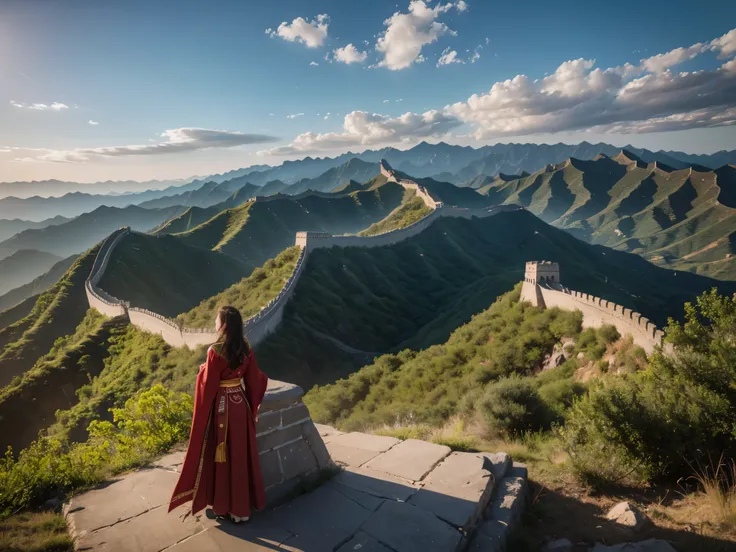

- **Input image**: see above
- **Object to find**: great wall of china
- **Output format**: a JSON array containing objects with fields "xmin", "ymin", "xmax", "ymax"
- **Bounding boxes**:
[
  {"xmin": 520, "ymin": 261, "xmax": 665, "ymax": 353},
  {"xmin": 84, "ymin": 160, "xmax": 518, "ymax": 348},
  {"xmin": 86, "ymin": 160, "xmax": 665, "ymax": 356}
]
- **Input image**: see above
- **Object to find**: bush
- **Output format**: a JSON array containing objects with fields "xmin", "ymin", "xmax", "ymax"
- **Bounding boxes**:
[
  {"xmin": 563, "ymin": 290, "xmax": 736, "ymax": 483},
  {"xmin": 0, "ymin": 385, "xmax": 192, "ymax": 517},
  {"xmin": 479, "ymin": 375, "xmax": 551, "ymax": 438}
]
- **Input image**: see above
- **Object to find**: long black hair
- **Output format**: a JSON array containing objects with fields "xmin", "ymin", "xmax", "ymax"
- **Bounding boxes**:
[{"xmin": 215, "ymin": 306, "xmax": 251, "ymax": 368}]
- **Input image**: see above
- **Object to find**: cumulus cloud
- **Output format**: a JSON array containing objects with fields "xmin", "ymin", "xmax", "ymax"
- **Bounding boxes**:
[
  {"xmin": 259, "ymin": 110, "xmax": 462, "ymax": 156},
  {"xmin": 456, "ymin": 0, "xmax": 468, "ymax": 11},
  {"xmin": 257, "ymin": 27, "xmax": 736, "ymax": 156},
  {"xmin": 15, "ymin": 128, "xmax": 278, "ymax": 164},
  {"xmin": 88, "ymin": 120, "xmax": 99, "ymax": 125},
  {"xmin": 437, "ymin": 47, "xmax": 463, "ymax": 67},
  {"xmin": 267, "ymin": 14, "xmax": 329, "ymax": 48},
  {"xmin": 375, "ymin": 1, "xmax": 466, "ymax": 70},
  {"xmin": 10, "ymin": 101, "xmax": 69, "ymax": 111},
  {"xmin": 711, "ymin": 27, "xmax": 736, "ymax": 58},
  {"xmin": 310, "ymin": 61, "xmax": 319, "ymax": 66},
  {"xmin": 640, "ymin": 43, "xmax": 706, "ymax": 73},
  {"xmin": 447, "ymin": 49, "xmax": 736, "ymax": 138},
  {"xmin": 333, "ymin": 43, "xmax": 368, "ymax": 64},
  {"xmin": 286, "ymin": 113, "xmax": 304, "ymax": 119}
]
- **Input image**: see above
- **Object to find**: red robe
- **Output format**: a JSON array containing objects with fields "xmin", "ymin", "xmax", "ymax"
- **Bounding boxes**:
[{"xmin": 169, "ymin": 346, "xmax": 268, "ymax": 517}]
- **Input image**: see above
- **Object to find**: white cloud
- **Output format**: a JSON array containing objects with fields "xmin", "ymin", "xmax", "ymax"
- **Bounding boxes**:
[
  {"xmin": 287, "ymin": 113, "xmax": 305, "ymax": 119},
  {"xmin": 470, "ymin": 50, "xmax": 481, "ymax": 63},
  {"xmin": 310, "ymin": 61, "xmax": 319, "ymax": 66},
  {"xmin": 88, "ymin": 120, "xmax": 99, "ymax": 125},
  {"xmin": 259, "ymin": 110, "xmax": 462, "ymax": 156},
  {"xmin": 10, "ymin": 101, "xmax": 69, "ymax": 111},
  {"xmin": 324, "ymin": 112, "xmax": 331, "ymax": 120},
  {"xmin": 375, "ymin": 1, "xmax": 466, "ymax": 70},
  {"xmin": 640, "ymin": 43, "xmax": 706, "ymax": 73},
  {"xmin": 437, "ymin": 47, "xmax": 463, "ymax": 67},
  {"xmin": 15, "ymin": 128, "xmax": 278, "ymax": 164},
  {"xmin": 456, "ymin": 0, "xmax": 468, "ymax": 12},
  {"xmin": 447, "ymin": 47, "xmax": 736, "ymax": 138},
  {"xmin": 711, "ymin": 27, "xmax": 736, "ymax": 58},
  {"xmin": 396, "ymin": 98, "xmax": 403, "ymax": 102},
  {"xmin": 267, "ymin": 14, "xmax": 329, "ymax": 48},
  {"xmin": 333, "ymin": 43, "xmax": 368, "ymax": 64},
  {"xmin": 383, "ymin": 99, "xmax": 390, "ymax": 103}
]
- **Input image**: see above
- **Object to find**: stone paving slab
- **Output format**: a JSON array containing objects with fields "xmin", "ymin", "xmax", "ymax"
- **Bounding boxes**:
[
  {"xmin": 336, "ymin": 531, "xmax": 393, "ymax": 552},
  {"xmin": 170, "ymin": 518, "xmax": 293, "ymax": 552},
  {"xmin": 408, "ymin": 452, "xmax": 494, "ymax": 530},
  {"xmin": 315, "ymin": 423, "xmax": 344, "ymax": 444},
  {"xmin": 150, "ymin": 450, "xmax": 186, "ymax": 473},
  {"xmin": 264, "ymin": 485, "xmax": 372, "ymax": 551},
  {"xmin": 327, "ymin": 432, "xmax": 399, "ymax": 452},
  {"xmin": 326, "ymin": 443, "xmax": 382, "ymax": 468},
  {"xmin": 329, "ymin": 465, "xmax": 419, "ymax": 502},
  {"xmin": 76, "ymin": 503, "xmax": 211, "ymax": 552},
  {"xmin": 480, "ymin": 452, "xmax": 511, "ymax": 483},
  {"xmin": 362, "ymin": 501, "xmax": 462, "ymax": 552},
  {"xmin": 66, "ymin": 467, "xmax": 179, "ymax": 532},
  {"xmin": 327, "ymin": 480, "xmax": 385, "ymax": 512},
  {"xmin": 364, "ymin": 439, "xmax": 451, "ymax": 481}
]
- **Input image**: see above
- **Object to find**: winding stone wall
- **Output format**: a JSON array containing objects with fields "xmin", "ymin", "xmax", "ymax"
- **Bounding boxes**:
[
  {"xmin": 85, "ymin": 227, "xmax": 130, "ymax": 318},
  {"xmin": 521, "ymin": 275, "xmax": 664, "ymax": 353},
  {"xmin": 86, "ymin": 159, "xmax": 519, "ymax": 350}
]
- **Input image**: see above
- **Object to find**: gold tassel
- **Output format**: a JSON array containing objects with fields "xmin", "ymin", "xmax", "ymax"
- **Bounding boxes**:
[{"xmin": 215, "ymin": 441, "xmax": 227, "ymax": 463}]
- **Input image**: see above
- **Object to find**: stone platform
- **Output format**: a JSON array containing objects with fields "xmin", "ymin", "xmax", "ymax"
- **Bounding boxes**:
[{"xmin": 65, "ymin": 424, "xmax": 527, "ymax": 551}]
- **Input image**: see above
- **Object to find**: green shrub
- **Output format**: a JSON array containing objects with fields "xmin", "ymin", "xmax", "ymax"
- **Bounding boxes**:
[
  {"xmin": 305, "ymin": 287, "xmax": 583, "ymax": 431},
  {"xmin": 563, "ymin": 290, "xmax": 736, "ymax": 483},
  {"xmin": 0, "ymin": 385, "xmax": 193, "ymax": 517},
  {"xmin": 479, "ymin": 375, "xmax": 551, "ymax": 438},
  {"xmin": 538, "ymin": 378, "xmax": 586, "ymax": 419}
]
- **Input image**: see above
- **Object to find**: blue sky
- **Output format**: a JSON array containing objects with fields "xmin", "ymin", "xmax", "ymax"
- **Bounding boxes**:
[{"xmin": 1, "ymin": 0, "xmax": 735, "ymax": 182}]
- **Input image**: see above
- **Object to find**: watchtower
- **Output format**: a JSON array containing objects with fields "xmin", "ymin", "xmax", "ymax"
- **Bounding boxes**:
[{"xmin": 524, "ymin": 261, "xmax": 560, "ymax": 285}]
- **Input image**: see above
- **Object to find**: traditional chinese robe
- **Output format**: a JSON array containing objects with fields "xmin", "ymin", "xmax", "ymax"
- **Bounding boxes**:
[{"xmin": 169, "ymin": 345, "xmax": 268, "ymax": 517}]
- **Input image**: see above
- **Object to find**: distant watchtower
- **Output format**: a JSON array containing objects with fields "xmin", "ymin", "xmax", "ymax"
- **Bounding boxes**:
[{"xmin": 524, "ymin": 261, "xmax": 560, "ymax": 286}]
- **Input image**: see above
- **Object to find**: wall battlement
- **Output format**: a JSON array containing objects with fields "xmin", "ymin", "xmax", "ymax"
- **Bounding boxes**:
[{"xmin": 520, "ymin": 263, "xmax": 664, "ymax": 353}]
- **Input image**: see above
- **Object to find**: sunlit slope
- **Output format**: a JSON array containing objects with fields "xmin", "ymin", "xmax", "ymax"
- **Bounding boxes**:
[
  {"xmin": 177, "ymin": 246, "xmax": 301, "ymax": 328},
  {"xmin": 255, "ymin": 209, "xmax": 736, "ymax": 390},
  {"xmin": 0, "ymin": 248, "xmax": 98, "ymax": 389},
  {"xmin": 175, "ymin": 182, "xmax": 406, "ymax": 265}
]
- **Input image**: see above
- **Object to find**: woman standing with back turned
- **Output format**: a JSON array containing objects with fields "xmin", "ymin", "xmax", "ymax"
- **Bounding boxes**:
[{"xmin": 169, "ymin": 306, "xmax": 268, "ymax": 522}]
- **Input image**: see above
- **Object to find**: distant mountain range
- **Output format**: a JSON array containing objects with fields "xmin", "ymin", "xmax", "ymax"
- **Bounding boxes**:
[
  {"xmin": 0, "ymin": 249, "xmax": 62, "ymax": 296},
  {"xmin": 0, "ymin": 177, "xmax": 198, "ymax": 200},
  {"xmin": 0, "ymin": 204, "xmax": 187, "ymax": 259},
  {"xmin": 3, "ymin": 141, "xmax": 734, "ymax": 202},
  {"xmin": 0, "ymin": 215, "xmax": 71, "ymax": 242},
  {"xmin": 476, "ymin": 151, "xmax": 736, "ymax": 280}
]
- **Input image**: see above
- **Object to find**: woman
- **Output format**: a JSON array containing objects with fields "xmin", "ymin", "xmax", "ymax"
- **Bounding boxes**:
[{"xmin": 169, "ymin": 306, "xmax": 268, "ymax": 522}]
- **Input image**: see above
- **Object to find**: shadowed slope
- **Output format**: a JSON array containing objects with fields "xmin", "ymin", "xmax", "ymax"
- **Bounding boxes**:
[{"xmin": 255, "ymin": 209, "xmax": 736, "ymax": 389}]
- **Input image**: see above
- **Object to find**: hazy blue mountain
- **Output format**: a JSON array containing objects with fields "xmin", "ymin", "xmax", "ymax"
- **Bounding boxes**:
[
  {"xmin": 0, "ymin": 255, "xmax": 78, "ymax": 314},
  {"xmin": 0, "ymin": 249, "xmax": 63, "ymax": 295},
  {"xmin": 0, "ymin": 204, "xmax": 187, "ymax": 259},
  {"xmin": 0, "ymin": 215, "xmax": 71, "ymax": 242},
  {"xmin": 0, "ymin": 177, "xmax": 198, "ymax": 200}
]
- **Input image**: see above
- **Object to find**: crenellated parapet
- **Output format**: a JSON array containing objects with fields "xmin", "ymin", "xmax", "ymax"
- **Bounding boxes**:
[{"xmin": 520, "ymin": 262, "xmax": 665, "ymax": 353}]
